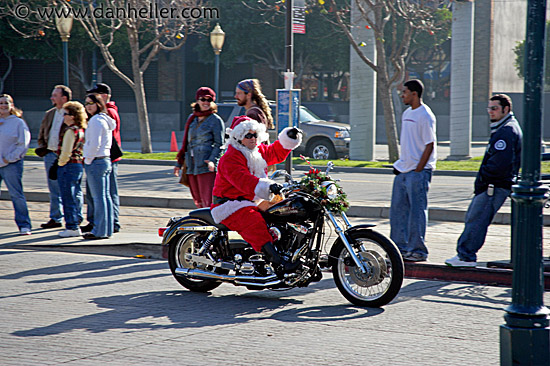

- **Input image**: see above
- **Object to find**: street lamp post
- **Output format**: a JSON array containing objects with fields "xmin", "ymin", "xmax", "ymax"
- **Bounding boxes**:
[
  {"xmin": 500, "ymin": 0, "xmax": 550, "ymax": 363},
  {"xmin": 55, "ymin": 9, "xmax": 73, "ymax": 87},
  {"xmin": 210, "ymin": 23, "xmax": 225, "ymax": 98}
]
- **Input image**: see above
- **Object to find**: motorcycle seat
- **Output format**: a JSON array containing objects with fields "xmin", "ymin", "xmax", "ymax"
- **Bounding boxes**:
[{"xmin": 189, "ymin": 208, "xmax": 230, "ymax": 230}]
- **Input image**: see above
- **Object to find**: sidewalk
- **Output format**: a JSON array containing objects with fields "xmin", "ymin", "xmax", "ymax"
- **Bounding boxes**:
[
  {"xmin": 1, "ymin": 199, "xmax": 549, "ymax": 290},
  {"xmin": 13, "ymin": 155, "xmax": 550, "ymax": 226},
  {"xmin": 3, "ymin": 141, "xmax": 550, "ymax": 288}
]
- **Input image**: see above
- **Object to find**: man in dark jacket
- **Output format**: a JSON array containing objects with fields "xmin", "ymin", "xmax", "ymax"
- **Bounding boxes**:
[{"xmin": 445, "ymin": 94, "xmax": 522, "ymax": 267}]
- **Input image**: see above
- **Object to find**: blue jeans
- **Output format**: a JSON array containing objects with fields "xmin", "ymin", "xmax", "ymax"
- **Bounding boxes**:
[
  {"xmin": 57, "ymin": 163, "xmax": 84, "ymax": 230},
  {"xmin": 86, "ymin": 160, "xmax": 120, "ymax": 229},
  {"xmin": 0, "ymin": 160, "xmax": 31, "ymax": 229},
  {"xmin": 390, "ymin": 169, "xmax": 432, "ymax": 257},
  {"xmin": 44, "ymin": 152, "xmax": 63, "ymax": 222},
  {"xmin": 85, "ymin": 158, "xmax": 113, "ymax": 237},
  {"xmin": 456, "ymin": 188, "xmax": 509, "ymax": 262}
]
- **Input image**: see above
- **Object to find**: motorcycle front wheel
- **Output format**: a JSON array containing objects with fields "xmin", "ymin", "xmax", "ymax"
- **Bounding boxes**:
[
  {"xmin": 168, "ymin": 230, "xmax": 223, "ymax": 293},
  {"xmin": 330, "ymin": 229, "xmax": 404, "ymax": 307}
]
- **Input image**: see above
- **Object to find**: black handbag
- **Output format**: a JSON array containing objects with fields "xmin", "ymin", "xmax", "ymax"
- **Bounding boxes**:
[
  {"xmin": 48, "ymin": 159, "xmax": 58, "ymax": 180},
  {"xmin": 110, "ymin": 139, "xmax": 123, "ymax": 160}
]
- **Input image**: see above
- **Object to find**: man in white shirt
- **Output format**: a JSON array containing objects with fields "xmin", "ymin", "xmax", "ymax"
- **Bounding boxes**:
[
  {"xmin": 37, "ymin": 85, "xmax": 73, "ymax": 229},
  {"xmin": 390, "ymin": 79, "xmax": 437, "ymax": 262}
]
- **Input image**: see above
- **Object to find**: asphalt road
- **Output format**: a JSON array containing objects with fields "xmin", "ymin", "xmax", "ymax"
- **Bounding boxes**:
[{"xmin": 2, "ymin": 247, "xmax": 546, "ymax": 365}]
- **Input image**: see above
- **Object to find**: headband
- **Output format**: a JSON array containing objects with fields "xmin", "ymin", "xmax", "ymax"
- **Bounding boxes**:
[{"xmin": 237, "ymin": 79, "xmax": 254, "ymax": 94}]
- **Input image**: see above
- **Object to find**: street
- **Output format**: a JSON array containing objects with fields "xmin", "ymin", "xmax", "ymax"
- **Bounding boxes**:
[
  {"xmin": 1, "ymin": 248, "xmax": 545, "ymax": 365},
  {"xmin": 0, "ymin": 158, "xmax": 547, "ymax": 365}
]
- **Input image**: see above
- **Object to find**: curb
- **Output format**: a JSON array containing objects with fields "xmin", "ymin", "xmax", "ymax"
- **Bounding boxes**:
[
  {"xmin": 24, "ymin": 155, "xmax": 478, "ymax": 177},
  {"xmin": 14, "ymin": 241, "xmax": 550, "ymax": 290},
  {"xmin": 405, "ymin": 262, "xmax": 550, "ymax": 290},
  {"xmin": 4, "ymin": 190, "xmax": 550, "ymax": 225}
]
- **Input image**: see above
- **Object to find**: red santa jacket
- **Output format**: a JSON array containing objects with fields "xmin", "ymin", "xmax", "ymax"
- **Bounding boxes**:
[{"xmin": 210, "ymin": 127, "xmax": 301, "ymax": 223}]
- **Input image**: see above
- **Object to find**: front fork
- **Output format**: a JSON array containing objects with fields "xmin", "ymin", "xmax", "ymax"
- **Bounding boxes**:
[{"xmin": 325, "ymin": 210, "xmax": 369, "ymax": 274}]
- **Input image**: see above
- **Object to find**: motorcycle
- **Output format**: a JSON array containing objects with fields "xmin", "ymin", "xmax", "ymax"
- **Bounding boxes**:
[{"xmin": 160, "ymin": 162, "xmax": 404, "ymax": 307}]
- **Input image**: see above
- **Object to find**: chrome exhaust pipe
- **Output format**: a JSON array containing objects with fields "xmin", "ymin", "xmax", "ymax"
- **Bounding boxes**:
[{"xmin": 174, "ymin": 267, "xmax": 281, "ymax": 286}]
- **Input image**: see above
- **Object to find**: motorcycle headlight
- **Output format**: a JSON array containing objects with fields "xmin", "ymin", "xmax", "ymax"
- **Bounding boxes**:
[{"xmin": 321, "ymin": 181, "xmax": 338, "ymax": 200}]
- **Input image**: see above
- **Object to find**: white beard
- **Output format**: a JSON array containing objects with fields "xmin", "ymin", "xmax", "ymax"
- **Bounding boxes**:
[{"xmin": 228, "ymin": 141, "xmax": 267, "ymax": 179}]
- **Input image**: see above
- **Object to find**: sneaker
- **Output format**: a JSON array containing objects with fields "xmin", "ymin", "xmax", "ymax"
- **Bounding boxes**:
[
  {"xmin": 402, "ymin": 252, "xmax": 427, "ymax": 262},
  {"xmin": 445, "ymin": 255, "xmax": 477, "ymax": 268},
  {"xmin": 82, "ymin": 233, "xmax": 109, "ymax": 240},
  {"xmin": 19, "ymin": 227, "xmax": 31, "ymax": 236},
  {"xmin": 58, "ymin": 228, "xmax": 82, "ymax": 238},
  {"xmin": 41, "ymin": 219, "xmax": 62, "ymax": 229},
  {"xmin": 80, "ymin": 223, "xmax": 94, "ymax": 233}
]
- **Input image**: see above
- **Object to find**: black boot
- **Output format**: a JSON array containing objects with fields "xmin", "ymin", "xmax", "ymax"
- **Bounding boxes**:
[{"xmin": 261, "ymin": 242, "xmax": 300, "ymax": 274}]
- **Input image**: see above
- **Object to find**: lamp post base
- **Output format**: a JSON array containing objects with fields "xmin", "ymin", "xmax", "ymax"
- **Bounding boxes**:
[{"xmin": 500, "ymin": 317, "xmax": 550, "ymax": 366}]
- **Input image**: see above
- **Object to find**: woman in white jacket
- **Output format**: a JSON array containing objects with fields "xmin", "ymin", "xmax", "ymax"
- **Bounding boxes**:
[{"xmin": 82, "ymin": 93, "xmax": 116, "ymax": 239}]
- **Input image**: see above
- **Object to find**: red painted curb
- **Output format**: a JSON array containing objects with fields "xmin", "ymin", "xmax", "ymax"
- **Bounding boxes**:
[{"xmin": 405, "ymin": 263, "xmax": 550, "ymax": 289}]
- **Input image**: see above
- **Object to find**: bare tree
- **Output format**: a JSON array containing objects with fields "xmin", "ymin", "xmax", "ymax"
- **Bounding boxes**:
[
  {"xmin": 0, "ymin": 50, "xmax": 13, "ymax": 94},
  {"xmin": 330, "ymin": 0, "xmax": 445, "ymax": 162},
  {"xmin": 1, "ymin": 3, "xmax": 105, "ymax": 93},
  {"xmin": 2, "ymin": 1, "xmax": 212, "ymax": 152},
  {"xmin": 54, "ymin": 0, "xmax": 214, "ymax": 153}
]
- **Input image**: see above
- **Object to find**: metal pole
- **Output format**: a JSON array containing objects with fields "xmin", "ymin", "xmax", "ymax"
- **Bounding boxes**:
[
  {"xmin": 91, "ymin": 49, "xmax": 97, "ymax": 86},
  {"xmin": 91, "ymin": 0, "xmax": 97, "ymax": 86},
  {"xmin": 284, "ymin": 0, "xmax": 294, "ymax": 175},
  {"xmin": 500, "ymin": 0, "xmax": 550, "ymax": 363},
  {"xmin": 62, "ymin": 40, "xmax": 69, "ymax": 86},
  {"xmin": 214, "ymin": 52, "xmax": 220, "ymax": 98}
]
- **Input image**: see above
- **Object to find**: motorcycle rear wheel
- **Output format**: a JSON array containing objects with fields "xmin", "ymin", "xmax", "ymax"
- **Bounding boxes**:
[
  {"xmin": 168, "ymin": 231, "xmax": 223, "ymax": 292},
  {"xmin": 331, "ymin": 229, "xmax": 404, "ymax": 307}
]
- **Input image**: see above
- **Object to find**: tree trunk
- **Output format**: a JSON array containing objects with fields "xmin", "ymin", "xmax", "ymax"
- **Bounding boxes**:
[
  {"xmin": 128, "ymin": 26, "xmax": 152, "ymax": 153},
  {"xmin": 378, "ymin": 76, "xmax": 399, "ymax": 162},
  {"xmin": 375, "ymin": 36, "xmax": 400, "ymax": 162},
  {"xmin": 134, "ymin": 72, "xmax": 152, "ymax": 153},
  {"xmin": 0, "ymin": 51, "xmax": 13, "ymax": 94}
]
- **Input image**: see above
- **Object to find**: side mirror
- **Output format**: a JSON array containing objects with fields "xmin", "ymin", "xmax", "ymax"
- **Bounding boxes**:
[{"xmin": 270, "ymin": 169, "xmax": 293, "ymax": 182}]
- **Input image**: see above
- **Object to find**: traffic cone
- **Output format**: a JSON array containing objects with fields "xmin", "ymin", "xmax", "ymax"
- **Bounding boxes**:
[{"xmin": 170, "ymin": 131, "xmax": 178, "ymax": 152}]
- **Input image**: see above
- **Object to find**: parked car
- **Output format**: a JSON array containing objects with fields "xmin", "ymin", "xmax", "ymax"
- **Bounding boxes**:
[{"xmin": 216, "ymin": 102, "xmax": 350, "ymax": 159}]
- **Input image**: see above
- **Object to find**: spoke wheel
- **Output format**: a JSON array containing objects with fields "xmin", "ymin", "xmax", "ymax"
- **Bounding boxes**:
[
  {"xmin": 331, "ymin": 229, "xmax": 404, "ymax": 307},
  {"xmin": 168, "ymin": 231, "xmax": 222, "ymax": 292}
]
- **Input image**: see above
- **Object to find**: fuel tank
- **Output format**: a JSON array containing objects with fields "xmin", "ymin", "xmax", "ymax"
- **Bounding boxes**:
[{"xmin": 262, "ymin": 195, "xmax": 322, "ymax": 224}]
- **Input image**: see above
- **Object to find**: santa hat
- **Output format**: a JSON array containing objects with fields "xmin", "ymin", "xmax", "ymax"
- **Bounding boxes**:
[{"xmin": 227, "ymin": 115, "xmax": 269, "ymax": 143}]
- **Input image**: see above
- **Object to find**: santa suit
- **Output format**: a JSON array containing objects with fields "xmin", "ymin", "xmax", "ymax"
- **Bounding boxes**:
[{"xmin": 211, "ymin": 116, "xmax": 301, "ymax": 251}]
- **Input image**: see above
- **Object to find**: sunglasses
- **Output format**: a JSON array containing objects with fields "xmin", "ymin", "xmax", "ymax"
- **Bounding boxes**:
[
  {"xmin": 85, "ymin": 101, "xmax": 95, "ymax": 106},
  {"xmin": 199, "ymin": 97, "xmax": 213, "ymax": 102},
  {"xmin": 244, "ymin": 132, "xmax": 258, "ymax": 139},
  {"xmin": 63, "ymin": 112, "xmax": 72, "ymax": 116},
  {"xmin": 487, "ymin": 106, "xmax": 501, "ymax": 111}
]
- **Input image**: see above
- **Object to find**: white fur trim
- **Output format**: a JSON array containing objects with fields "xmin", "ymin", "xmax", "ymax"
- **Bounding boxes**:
[
  {"xmin": 254, "ymin": 178, "xmax": 274, "ymax": 200},
  {"xmin": 211, "ymin": 200, "xmax": 257, "ymax": 223},
  {"xmin": 230, "ymin": 119, "xmax": 269, "ymax": 143},
  {"xmin": 278, "ymin": 127, "xmax": 302, "ymax": 150},
  {"xmin": 226, "ymin": 142, "xmax": 268, "ymax": 179}
]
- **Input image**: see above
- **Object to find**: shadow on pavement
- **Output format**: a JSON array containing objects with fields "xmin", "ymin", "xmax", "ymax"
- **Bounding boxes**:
[
  {"xmin": 393, "ymin": 280, "xmax": 511, "ymax": 311},
  {"xmin": 11, "ymin": 288, "xmax": 381, "ymax": 337}
]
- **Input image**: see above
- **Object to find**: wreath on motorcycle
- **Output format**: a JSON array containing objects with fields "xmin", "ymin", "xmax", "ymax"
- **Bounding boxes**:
[{"xmin": 299, "ymin": 167, "xmax": 350, "ymax": 214}]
